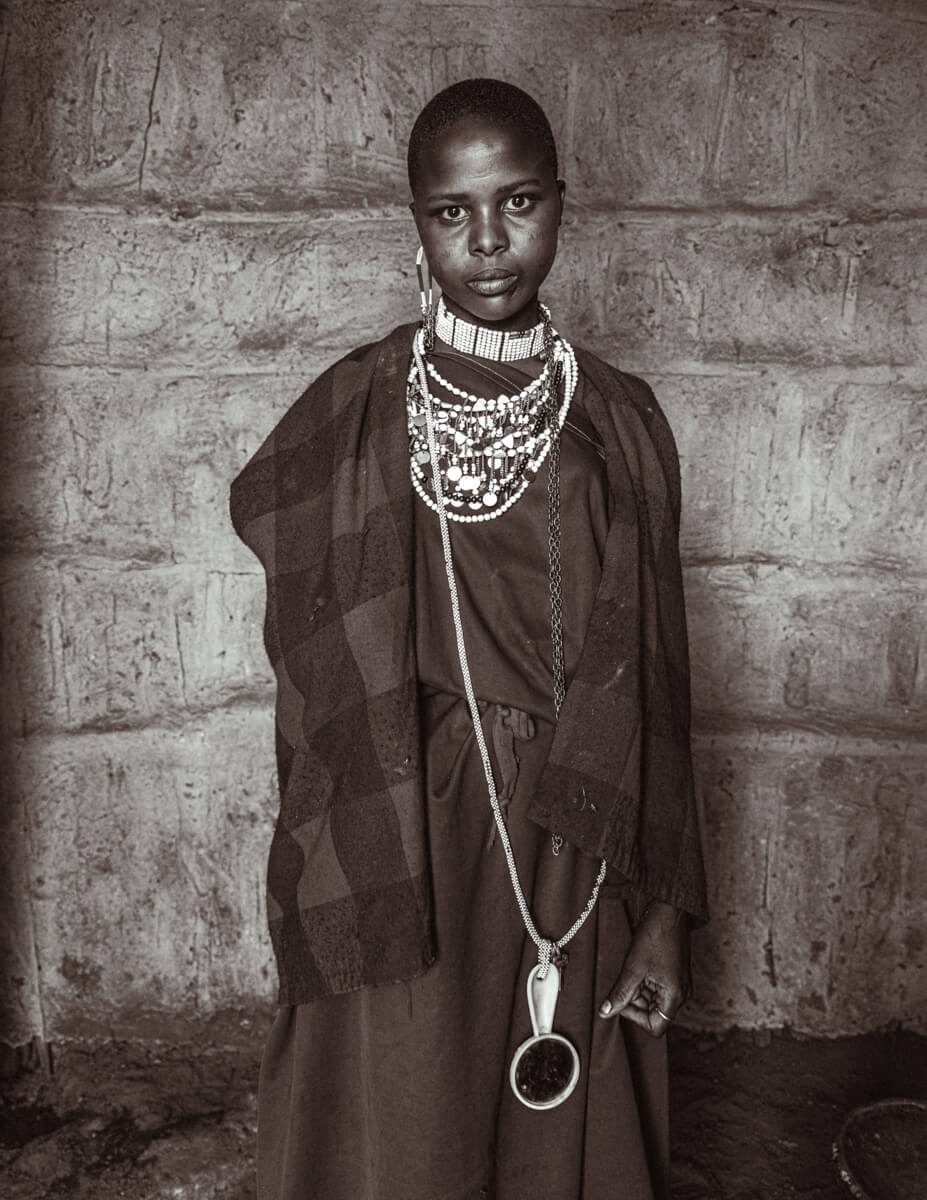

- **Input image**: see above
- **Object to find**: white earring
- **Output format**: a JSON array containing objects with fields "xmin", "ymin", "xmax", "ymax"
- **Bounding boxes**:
[{"xmin": 416, "ymin": 246, "xmax": 435, "ymax": 352}]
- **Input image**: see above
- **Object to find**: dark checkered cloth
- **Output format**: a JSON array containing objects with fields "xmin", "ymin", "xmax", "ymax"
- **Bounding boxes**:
[{"xmin": 230, "ymin": 323, "xmax": 707, "ymax": 1005}]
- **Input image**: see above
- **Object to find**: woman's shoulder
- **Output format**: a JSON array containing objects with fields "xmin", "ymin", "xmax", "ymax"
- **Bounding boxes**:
[
  {"xmin": 574, "ymin": 345, "xmax": 662, "ymax": 426},
  {"xmin": 229, "ymin": 324, "xmax": 416, "ymax": 535},
  {"xmin": 296, "ymin": 322, "xmax": 416, "ymax": 412},
  {"xmin": 334, "ymin": 322, "xmax": 418, "ymax": 375},
  {"xmin": 255, "ymin": 324, "xmax": 417, "ymax": 447},
  {"xmin": 574, "ymin": 343, "xmax": 682, "ymax": 518}
]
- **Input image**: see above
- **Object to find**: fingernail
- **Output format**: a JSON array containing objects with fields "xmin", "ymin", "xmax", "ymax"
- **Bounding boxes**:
[{"xmin": 599, "ymin": 1000, "xmax": 611, "ymax": 1016}]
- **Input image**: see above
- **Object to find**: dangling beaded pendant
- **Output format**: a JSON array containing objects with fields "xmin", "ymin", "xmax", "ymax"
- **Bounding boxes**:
[{"xmin": 416, "ymin": 246, "xmax": 436, "ymax": 353}]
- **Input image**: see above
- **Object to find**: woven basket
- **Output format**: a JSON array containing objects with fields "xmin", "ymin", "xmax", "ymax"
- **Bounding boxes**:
[{"xmin": 833, "ymin": 1098, "xmax": 927, "ymax": 1199}]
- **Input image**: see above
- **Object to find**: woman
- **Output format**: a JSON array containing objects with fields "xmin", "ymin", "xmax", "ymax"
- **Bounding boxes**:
[{"xmin": 231, "ymin": 77, "xmax": 707, "ymax": 1200}]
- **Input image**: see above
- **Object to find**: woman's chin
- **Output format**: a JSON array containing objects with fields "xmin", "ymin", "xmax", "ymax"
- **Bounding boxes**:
[{"xmin": 442, "ymin": 289, "xmax": 540, "ymax": 331}]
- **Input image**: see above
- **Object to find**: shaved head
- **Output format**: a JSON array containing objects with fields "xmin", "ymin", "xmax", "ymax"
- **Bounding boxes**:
[{"xmin": 408, "ymin": 78, "xmax": 559, "ymax": 193}]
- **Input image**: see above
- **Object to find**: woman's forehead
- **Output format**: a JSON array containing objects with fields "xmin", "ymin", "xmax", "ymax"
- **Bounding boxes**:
[{"xmin": 416, "ymin": 118, "xmax": 552, "ymax": 192}]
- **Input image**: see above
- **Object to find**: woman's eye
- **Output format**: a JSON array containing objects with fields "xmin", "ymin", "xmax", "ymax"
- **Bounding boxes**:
[
  {"xmin": 505, "ymin": 194, "xmax": 535, "ymax": 212},
  {"xmin": 440, "ymin": 205, "xmax": 466, "ymax": 221}
]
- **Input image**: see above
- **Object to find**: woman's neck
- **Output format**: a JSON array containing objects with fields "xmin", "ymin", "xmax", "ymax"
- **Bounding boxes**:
[{"xmin": 434, "ymin": 296, "xmax": 547, "ymax": 362}]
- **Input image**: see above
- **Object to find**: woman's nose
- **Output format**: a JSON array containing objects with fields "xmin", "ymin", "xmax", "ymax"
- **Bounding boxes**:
[{"xmin": 469, "ymin": 209, "xmax": 508, "ymax": 256}]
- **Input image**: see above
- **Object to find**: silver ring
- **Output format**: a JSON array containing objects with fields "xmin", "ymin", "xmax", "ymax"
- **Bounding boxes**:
[{"xmin": 655, "ymin": 1007, "xmax": 674, "ymax": 1023}]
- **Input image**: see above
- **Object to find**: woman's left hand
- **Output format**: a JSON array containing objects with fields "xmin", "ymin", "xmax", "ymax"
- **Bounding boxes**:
[{"xmin": 597, "ymin": 900, "xmax": 691, "ymax": 1037}]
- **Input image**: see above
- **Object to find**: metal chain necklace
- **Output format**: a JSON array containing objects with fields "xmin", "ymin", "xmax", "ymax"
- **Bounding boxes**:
[
  {"xmin": 542, "ymin": 318, "xmax": 567, "ymax": 723},
  {"xmin": 543, "ymin": 319, "xmax": 568, "ymax": 858},
  {"xmin": 411, "ymin": 323, "xmax": 607, "ymax": 1111}
]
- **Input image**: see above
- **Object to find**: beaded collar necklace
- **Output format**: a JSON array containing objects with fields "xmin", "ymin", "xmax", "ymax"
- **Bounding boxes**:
[{"xmin": 435, "ymin": 295, "xmax": 547, "ymax": 361}]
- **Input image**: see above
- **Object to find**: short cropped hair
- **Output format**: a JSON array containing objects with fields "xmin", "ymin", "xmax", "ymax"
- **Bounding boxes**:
[{"xmin": 407, "ymin": 78, "xmax": 559, "ymax": 191}]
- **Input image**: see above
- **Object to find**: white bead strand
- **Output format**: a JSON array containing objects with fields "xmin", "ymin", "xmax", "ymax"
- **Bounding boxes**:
[{"xmin": 425, "ymin": 357, "xmax": 549, "ymax": 406}]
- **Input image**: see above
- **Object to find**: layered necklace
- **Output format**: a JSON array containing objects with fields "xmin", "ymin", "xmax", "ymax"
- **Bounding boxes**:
[
  {"xmin": 409, "ymin": 301, "xmax": 607, "ymax": 1110},
  {"xmin": 407, "ymin": 300, "xmax": 578, "ymax": 522}
]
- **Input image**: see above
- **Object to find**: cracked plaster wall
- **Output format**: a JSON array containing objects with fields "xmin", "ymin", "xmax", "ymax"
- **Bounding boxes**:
[{"xmin": 0, "ymin": 0, "xmax": 925, "ymax": 1046}]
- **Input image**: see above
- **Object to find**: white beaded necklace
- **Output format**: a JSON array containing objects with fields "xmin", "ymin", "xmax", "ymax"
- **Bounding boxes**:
[
  {"xmin": 407, "ymin": 335, "xmax": 577, "ymax": 523},
  {"xmin": 435, "ymin": 296, "xmax": 548, "ymax": 361},
  {"xmin": 426, "ymin": 356, "xmax": 550, "ymax": 405}
]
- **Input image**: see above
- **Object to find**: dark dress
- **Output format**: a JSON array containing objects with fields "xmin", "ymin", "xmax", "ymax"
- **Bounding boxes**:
[{"xmin": 256, "ymin": 353, "xmax": 669, "ymax": 1200}]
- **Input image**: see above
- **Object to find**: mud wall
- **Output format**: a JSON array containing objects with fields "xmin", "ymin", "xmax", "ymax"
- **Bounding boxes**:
[{"xmin": 1, "ymin": 0, "xmax": 924, "ymax": 1046}]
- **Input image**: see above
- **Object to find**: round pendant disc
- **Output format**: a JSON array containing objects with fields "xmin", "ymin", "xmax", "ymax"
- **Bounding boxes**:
[{"xmin": 509, "ymin": 1033, "xmax": 580, "ymax": 1110}]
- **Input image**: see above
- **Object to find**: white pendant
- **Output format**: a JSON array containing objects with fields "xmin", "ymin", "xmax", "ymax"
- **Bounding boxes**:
[{"xmin": 509, "ymin": 963, "xmax": 581, "ymax": 1110}]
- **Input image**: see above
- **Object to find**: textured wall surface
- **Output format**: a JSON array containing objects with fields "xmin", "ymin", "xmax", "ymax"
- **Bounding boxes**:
[{"xmin": 1, "ymin": 0, "xmax": 924, "ymax": 1044}]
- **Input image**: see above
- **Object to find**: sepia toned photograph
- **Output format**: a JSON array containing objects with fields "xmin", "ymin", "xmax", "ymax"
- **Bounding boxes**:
[{"xmin": 1, "ymin": 2, "xmax": 925, "ymax": 1198}]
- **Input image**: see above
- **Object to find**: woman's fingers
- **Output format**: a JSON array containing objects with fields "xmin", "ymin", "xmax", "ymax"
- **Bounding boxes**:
[
  {"xmin": 598, "ymin": 970, "xmax": 679, "ymax": 1037},
  {"xmin": 598, "ymin": 957, "xmax": 684, "ymax": 1037},
  {"xmin": 597, "ymin": 961, "xmax": 641, "ymax": 1019},
  {"xmin": 617, "ymin": 980, "xmax": 680, "ymax": 1037},
  {"xmin": 619, "ymin": 1001, "xmax": 673, "ymax": 1035}
]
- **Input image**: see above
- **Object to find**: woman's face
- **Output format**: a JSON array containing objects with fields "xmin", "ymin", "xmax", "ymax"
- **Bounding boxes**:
[{"xmin": 411, "ymin": 117, "xmax": 564, "ymax": 332}]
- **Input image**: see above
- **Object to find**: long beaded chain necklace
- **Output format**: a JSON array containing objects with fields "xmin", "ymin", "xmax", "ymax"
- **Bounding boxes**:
[
  {"xmin": 407, "ymin": 315, "xmax": 577, "ymax": 523},
  {"xmin": 410, "ymin": 321, "xmax": 607, "ymax": 1110}
]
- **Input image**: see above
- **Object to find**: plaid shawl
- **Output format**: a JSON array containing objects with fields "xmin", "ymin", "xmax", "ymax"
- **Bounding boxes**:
[{"xmin": 230, "ymin": 323, "xmax": 707, "ymax": 1005}]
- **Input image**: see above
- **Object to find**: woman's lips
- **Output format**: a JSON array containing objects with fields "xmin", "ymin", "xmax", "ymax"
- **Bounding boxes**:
[{"xmin": 466, "ymin": 273, "xmax": 517, "ymax": 296}]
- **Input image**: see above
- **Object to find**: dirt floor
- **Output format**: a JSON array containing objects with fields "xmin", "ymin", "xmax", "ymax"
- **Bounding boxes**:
[
  {"xmin": 1, "ymin": 1021, "xmax": 925, "ymax": 1199},
  {"xmin": 668, "ymin": 1029, "xmax": 927, "ymax": 1199}
]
